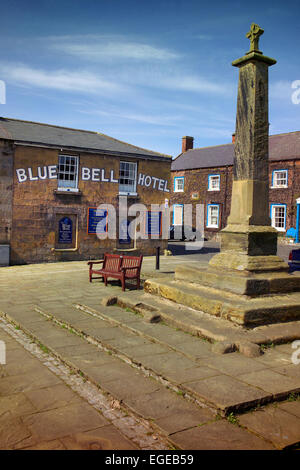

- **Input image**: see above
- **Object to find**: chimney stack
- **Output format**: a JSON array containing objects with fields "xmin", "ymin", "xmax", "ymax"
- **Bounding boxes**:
[
  {"xmin": 232, "ymin": 133, "xmax": 236, "ymax": 144},
  {"xmin": 182, "ymin": 136, "xmax": 194, "ymax": 153}
]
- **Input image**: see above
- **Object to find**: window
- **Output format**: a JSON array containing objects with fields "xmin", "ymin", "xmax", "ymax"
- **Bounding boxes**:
[
  {"xmin": 146, "ymin": 211, "xmax": 162, "ymax": 238},
  {"xmin": 208, "ymin": 174, "xmax": 220, "ymax": 191},
  {"xmin": 174, "ymin": 177, "xmax": 184, "ymax": 192},
  {"xmin": 119, "ymin": 161, "xmax": 137, "ymax": 194},
  {"xmin": 272, "ymin": 170, "xmax": 288, "ymax": 188},
  {"xmin": 271, "ymin": 204, "xmax": 286, "ymax": 231},
  {"xmin": 57, "ymin": 155, "xmax": 79, "ymax": 191},
  {"xmin": 173, "ymin": 204, "xmax": 183, "ymax": 225},
  {"xmin": 207, "ymin": 204, "xmax": 220, "ymax": 228}
]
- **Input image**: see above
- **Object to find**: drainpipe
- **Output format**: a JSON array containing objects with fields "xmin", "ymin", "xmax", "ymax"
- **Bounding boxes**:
[{"xmin": 296, "ymin": 198, "xmax": 300, "ymax": 244}]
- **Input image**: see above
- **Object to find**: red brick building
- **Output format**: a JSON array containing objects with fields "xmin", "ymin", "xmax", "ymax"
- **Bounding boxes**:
[
  {"xmin": 0, "ymin": 117, "xmax": 171, "ymax": 265},
  {"xmin": 171, "ymin": 132, "xmax": 300, "ymax": 239}
]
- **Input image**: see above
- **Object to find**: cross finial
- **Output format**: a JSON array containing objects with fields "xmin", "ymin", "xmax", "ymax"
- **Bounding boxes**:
[{"xmin": 246, "ymin": 23, "xmax": 264, "ymax": 53}]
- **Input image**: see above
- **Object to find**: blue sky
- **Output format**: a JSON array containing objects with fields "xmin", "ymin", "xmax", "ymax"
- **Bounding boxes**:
[{"xmin": 0, "ymin": 0, "xmax": 299, "ymax": 157}]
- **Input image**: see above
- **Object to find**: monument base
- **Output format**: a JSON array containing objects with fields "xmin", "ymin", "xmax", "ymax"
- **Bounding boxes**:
[{"xmin": 144, "ymin": 266, "xmax": 300, "ymax": 327}]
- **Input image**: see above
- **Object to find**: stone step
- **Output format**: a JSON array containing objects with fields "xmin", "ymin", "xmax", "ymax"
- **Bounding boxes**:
[
  {"xmin": 28, "ymin": 302, "xmax": 300, "ymax": 415},
  {"xmin": 1, "ymin": 302, "xmax": 300, "ymax": 422},
  {"xmin": 175, "ymin": 264, "xmax": 300, "ymax": 296},
  {"xmin": 144, "ymin": 277, "xmax": 300, "ymax": 327},
  {"xmin": 0, "ymin": 305, "xmax": 220, "ymax": 442}
]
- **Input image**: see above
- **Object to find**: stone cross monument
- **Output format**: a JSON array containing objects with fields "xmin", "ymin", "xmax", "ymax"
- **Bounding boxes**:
[
  {"xmin": 209, "ymin": 23, "xmax": 287, "ymax": 273},
  {"xmin": 145, "ymin": 24, "xmax": 300, "ymax": 327}
]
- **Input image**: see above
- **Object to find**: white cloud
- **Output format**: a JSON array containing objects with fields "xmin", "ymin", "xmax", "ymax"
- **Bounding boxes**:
[
  {"xmin": 156, "ymin": 75, "xmax": 231, "ymax": 94},
  {"xmin": 0, "ymin": 64, "xmax": 123, "ymax": 95},
  {"xmin": 50, "ymin": 39, "xmax": 180, "ymax": 61},
  {"xmin": 79, "ymin": 108, "xmax": 181, "ymax": 126}
]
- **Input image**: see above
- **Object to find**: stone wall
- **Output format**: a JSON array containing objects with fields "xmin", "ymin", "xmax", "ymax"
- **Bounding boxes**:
[
  {"xmin": 0, "ymin": 140, "xmax": 14, "ymax": 244},
  {"xmin": 9, "ymin": 145, "xmax": 170, "ymax": 264}
]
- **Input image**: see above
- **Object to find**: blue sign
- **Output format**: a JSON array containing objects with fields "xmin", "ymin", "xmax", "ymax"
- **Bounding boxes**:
[
  {"xmin": 58, "ymin": 217, "xmax": 73, "ymax": 244},
  {"xmin": 119, "ymin": 219, "xmax": 131, "ymax": 244},
  {"xmin": 88, "ymin": 208, "xmax": 107, "ymax": 234}
]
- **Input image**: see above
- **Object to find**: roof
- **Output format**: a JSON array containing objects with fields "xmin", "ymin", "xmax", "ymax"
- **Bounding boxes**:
[
  {"xmin": 172, "ymin": 131, "xmax": 300, "ymax": 171},
  {"xmin": 0, "ymin": 117, "xmax": 171, "ymax": 161}
]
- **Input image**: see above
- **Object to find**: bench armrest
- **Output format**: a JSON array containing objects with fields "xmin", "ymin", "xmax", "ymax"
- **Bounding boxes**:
[{"xmin": 87, "ymin": 260, "xmax": 104, "ymax": 266}]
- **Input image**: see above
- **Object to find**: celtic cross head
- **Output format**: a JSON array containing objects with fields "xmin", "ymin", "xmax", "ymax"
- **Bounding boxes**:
[{"xmin": 246, "ymin": 23, "xmax": 264, "ymax": 53}]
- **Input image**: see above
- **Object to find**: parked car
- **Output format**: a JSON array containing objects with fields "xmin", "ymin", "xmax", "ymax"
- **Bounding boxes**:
[{"xmin": 288, "ymin": 249, "xmax": 300, "ymax": 272}]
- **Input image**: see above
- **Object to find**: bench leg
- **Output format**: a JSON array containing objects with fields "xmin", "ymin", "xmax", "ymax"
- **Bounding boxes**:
[
  {"xmin": 137, "ymin": 276, "xmax": 140, "ymax": 290},
  {"xmin": 104, "ymin": 276, "xmax": 107, "ymax": 286},
  {"xmin": 121, "ymin": 275, "xmax": 125, "ymax": 292}
]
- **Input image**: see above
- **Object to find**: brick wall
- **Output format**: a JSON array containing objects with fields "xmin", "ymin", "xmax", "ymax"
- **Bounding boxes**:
[
  {"xmin": 171, "ymin": 166, "xmax": 232, "ymax": 238},
  {"xmin": 171, "ymin": 160, "xmax": 299, "ymax": 238}
]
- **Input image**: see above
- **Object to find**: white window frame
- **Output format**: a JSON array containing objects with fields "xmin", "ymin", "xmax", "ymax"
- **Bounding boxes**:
[
  {"xmin": 206, "ymin": 204, "xmax": 220, "ymax": 228},
  {"xmin": 271, "ymin": 170, "xmax": 288, "ymax": 188},
  {"xmin": 119, "ymin": 161, "xmax": 137, "ymax": 195},
  {"xmin": 173, "ymin": 204, "xmax": 183, "ymax": 226},
  {"xmin": 174, "ymin": 176, "xmax": 184, "ymax": 193},
  {"xmin": 271, "ymin": 204, "xmax": 286, "ymax": 232},
  {"xmin": 208, "ymin": 174, "xmax": 220, "ymax": 191},
  {"xmin": 57, "ymin": 155, "xmax": 79, "ymax": 192}
]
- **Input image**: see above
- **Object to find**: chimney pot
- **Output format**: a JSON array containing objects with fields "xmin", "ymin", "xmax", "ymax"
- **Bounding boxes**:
[
  {"xmin": 232, "ymin": 133, "xmax": 236, "ymax": 144},
  {"xmin": 182, "ymin": 136, "xmax": 194, "ymax": 153}
]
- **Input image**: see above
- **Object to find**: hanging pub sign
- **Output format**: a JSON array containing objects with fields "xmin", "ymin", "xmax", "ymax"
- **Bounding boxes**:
[
  {"xmin": 87, "ymin": 208, "xmax": 108, "ymax": 234},
  {"xmin": 58, "ymin": 217, "xmax": 73, "ymax": 244}
]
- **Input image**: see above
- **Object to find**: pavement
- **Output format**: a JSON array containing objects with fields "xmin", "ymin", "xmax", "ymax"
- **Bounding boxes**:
[{"xmin": 1, "ymin": 241, "xmax": 300, "ymax": 450}]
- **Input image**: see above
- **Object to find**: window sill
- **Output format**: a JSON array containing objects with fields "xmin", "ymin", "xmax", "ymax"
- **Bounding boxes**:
[
  {"xmin": 270, "ymin": 186, "xmax": 288, "ymax": 189},
  {"xmin": 174, "ymin": 190, "xmax": 184, "ymax": 193},
  {"xmin": 274, "ymin": 228, "xmax": 286, "ymax": 232},
  {"xmin": 51, "ymin": 247, "xmax": 78, "ymax": 252},
  {"xmin": 118, "ymin": 193, "xmax": 139, "ymax": 199},
  {"xmin": 54, "ymin": 189, "xmax": 82, "ymax": 196},
  {"xmin": 206, "ymin": 225, "xmax": 219, "ymax": 229},
  {"xmin": 208, "ymin": 188, "xmax": 220, "ymax": 192}
]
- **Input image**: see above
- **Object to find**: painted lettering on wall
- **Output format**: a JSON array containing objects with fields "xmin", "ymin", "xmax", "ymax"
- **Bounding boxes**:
[{"xmin": 15, "ymin": 165, "xmax": 170, "ymax": 192}]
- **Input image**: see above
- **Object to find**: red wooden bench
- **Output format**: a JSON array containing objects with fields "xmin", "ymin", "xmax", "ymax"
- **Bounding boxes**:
[{"xmin": 87, "ymin": 253, "xmax": 143, "ymax": 291}]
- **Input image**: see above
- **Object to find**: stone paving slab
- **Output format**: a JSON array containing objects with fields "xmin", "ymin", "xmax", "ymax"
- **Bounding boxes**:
[
  {"xmin": 170, "ymin": 420, "xmax": 276, "ymax": 450},
  {"xmin": 237, "ymin": 369, "xmax": 300, "ymax": 399},
  {"xmin": 184, "ymin": 375, "xmax": 272, "ymax": 414},
  {"xmin": 239, "ymin": 405, "xmax": 300, "ymax": 449},
  {"xmin": 203, "ymin": 352, "xmax": 269, "ymax": 377}
]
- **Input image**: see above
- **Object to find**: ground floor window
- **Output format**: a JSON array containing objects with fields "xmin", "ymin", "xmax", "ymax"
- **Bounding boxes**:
[
  {"xmin": 173, "ymin": 204, "xmax": 183, "ymax": 225},
  {"xmin": 206, "ymin": 204, "xmax": 220, "ymax": 228},
  {"xmin": 271, "ymin": 204, "xmax": 286, "ymax": 231}
]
